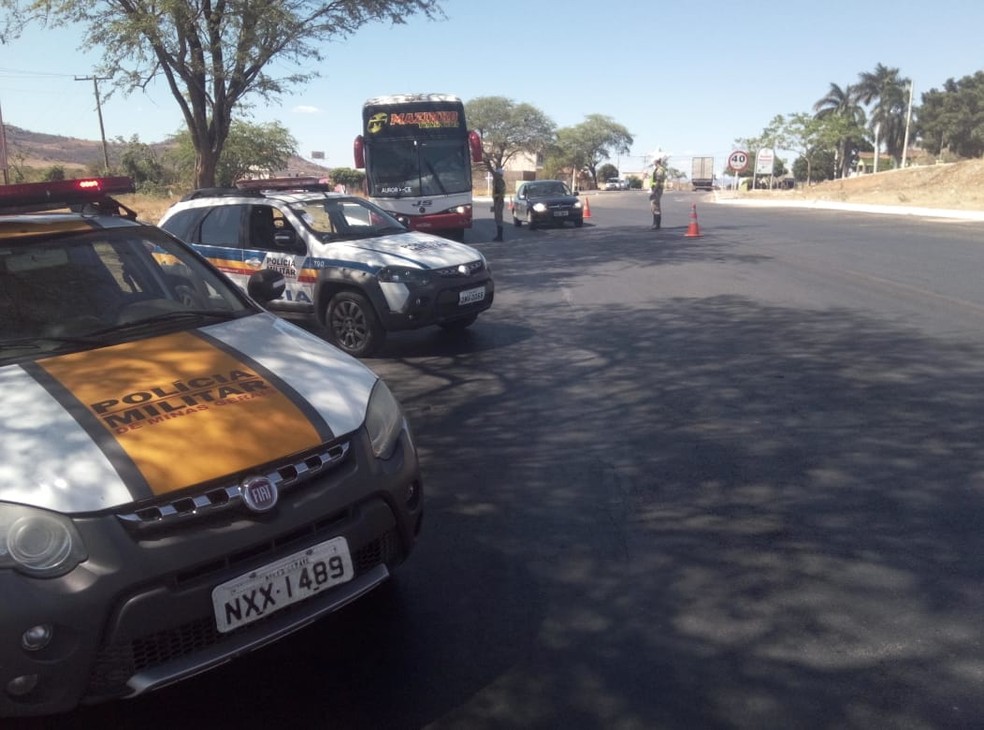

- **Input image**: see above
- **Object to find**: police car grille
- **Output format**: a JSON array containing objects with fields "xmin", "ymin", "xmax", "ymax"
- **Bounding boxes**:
[
  {"xmin": 84, "ymin": 529, "xmax": 403, "ymax": 698},
  {"xmin": 116, "ymin": 441, "xmax": 350, "ymax": 527},
  {"xmin": 434, "ymin": 260, "xmax": 484, "ymax": 278}
]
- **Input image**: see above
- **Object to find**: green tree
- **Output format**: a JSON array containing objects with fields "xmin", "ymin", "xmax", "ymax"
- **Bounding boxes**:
[
  {"xmin": 557, "ymin": 115, "xmax": 633, "ymax": 187},
  {"xmin": 464, "ymin": 96, "xmax": 556, "ymax": 174},
  {"xmin": 917, "ymin": 72, "xmax": 984, "ymax": 159},
  {"xmin": 792, "ymin": 148, "xmax": 835, "ymax": 182},
  {"xmin": 597, "ymin": 163, "xmax": 619, "ymax": 181},
  {"xmin": 42, "ymin": 165, "xmax": 66, "ymax": 182},
  {"xmin": 813, "ymin": 82, "xmax": 867, "ymax": 178},
  {"xmin": 854, "ymin": 63, "xmax": 910, "ymax": 167},
  {"xmin": 328, "ymin": 167, "xmax": 366, "ymax": 191},
  {"xmin": 117, "ymin": 134, "xmax": 174, "ymax": 192},
  {"xmin": 172, "ymin": 120, "xmax": 297, "ymax": 187},
  {"xmin": 1, "ymin": 0, "xmax": 442, "ymax": 188}
]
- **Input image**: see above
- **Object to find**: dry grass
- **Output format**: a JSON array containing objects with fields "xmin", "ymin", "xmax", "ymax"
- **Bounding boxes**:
[
  {"xmin": 739, "ymin": 158, "xmax": 984, "ymax": 211},
  {"xmin": 120, "ymin": 193, "xmax": 182, "ymax": 224}
]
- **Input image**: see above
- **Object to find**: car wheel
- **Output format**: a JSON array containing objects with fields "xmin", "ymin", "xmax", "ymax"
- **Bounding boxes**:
[
  {"xmin": 438, "ymin": 314, "xmax": 478, "ymax": 331},
  {"xmin": 528, "ymin": 214, "xmax": 537, "ymax": 231},
  {"xmin": 326, "ymin": 291, "xmax": 384, "ymax": 358},
  {"xmin": 513, "ymin": 215, "xmax": 522, "ymax": 227},
  {"xmin": 574, "ymin": 217, "xmax": 584, "ymax": 228}
]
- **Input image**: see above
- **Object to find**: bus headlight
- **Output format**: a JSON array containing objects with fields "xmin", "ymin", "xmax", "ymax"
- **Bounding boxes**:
[{"xmin": 0, "ymin": 505, "xmax": 87, "ymax": 578}]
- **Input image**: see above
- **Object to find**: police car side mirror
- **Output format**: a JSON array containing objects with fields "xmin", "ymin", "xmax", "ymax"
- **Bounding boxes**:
[{"xmin": 247, "ymin": 268, "xmax": 286, "ymax": 303}]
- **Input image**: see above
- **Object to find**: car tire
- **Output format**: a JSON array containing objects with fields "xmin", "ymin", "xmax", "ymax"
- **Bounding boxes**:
[
  {"xmin": 574, "ymin": 217, "xmax": 584, "ymax": 228},
  {"xmin": 326, "ymin": 290, "xmax": 384, "ymax": 358},
  {"xmin": 513, "ymin": 215, "xmax": 522, "ymax": 227},
  {"xmin": 438, "ymin": 314, "xmax": 478, "ymax": 331},
  {"xmin": 528, "ymin": 215, "xmax": 537, "ymax": 231}
]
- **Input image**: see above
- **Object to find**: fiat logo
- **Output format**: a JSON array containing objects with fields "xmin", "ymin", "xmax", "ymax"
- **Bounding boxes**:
[{"xmin": 240, "ymin": 476, "xmax": 278, "ymax": 513}]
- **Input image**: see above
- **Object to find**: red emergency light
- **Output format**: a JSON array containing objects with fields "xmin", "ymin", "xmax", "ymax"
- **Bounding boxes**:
[
  {"xmin": 353, "ymin": 136, "xmax": 365, "ymax": 169},
  {"xmin": 0, "ymin": 177, "xmax": 136, "ymax": 211},
  {"xmin": 468, "ymin": 130, "xmax": 483, "ymax": 164}
]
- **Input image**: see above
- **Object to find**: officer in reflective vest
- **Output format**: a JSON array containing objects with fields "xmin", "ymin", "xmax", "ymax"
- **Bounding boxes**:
[{"xmin": 492, "ymin": 168, "xmax": 506, "ymax": 241}]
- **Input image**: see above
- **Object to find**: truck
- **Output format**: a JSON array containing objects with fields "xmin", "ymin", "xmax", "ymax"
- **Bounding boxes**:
[{"xmin": 691, "ymin": 157, "xmax": 715, "ymax": 191}]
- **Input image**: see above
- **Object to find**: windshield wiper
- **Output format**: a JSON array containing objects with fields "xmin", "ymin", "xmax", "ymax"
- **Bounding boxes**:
[
  {"xmin": 0, "ymin": 334, "xmax": 103, "ymax": 350},
  {"xmin": 91, "ymin": 309, "xmax": 244, "ymax": 334}
]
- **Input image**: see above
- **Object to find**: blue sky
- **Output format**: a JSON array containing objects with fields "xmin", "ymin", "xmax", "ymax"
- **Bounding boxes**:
[{"xmin": 1, "ymin": 0, "xmax": 983, "ymax": 177}]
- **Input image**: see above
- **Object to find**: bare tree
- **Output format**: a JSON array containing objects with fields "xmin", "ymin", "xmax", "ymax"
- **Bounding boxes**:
[{"xmin": 1, "ymin": 0, "xmax": 443, "ymax": 187}]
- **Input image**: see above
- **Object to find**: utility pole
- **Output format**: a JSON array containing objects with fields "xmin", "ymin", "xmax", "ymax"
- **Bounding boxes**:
[
  {"xmin": 0, "ymin": 99, "xmax": 9, "ymax": 184},
  {"xmin": 901, "ymin": 80, "xmax": 914, "ymax": 169},
  {"xmin": 75, "ymin": 75, "xmax": 111, "ymax": 173}
]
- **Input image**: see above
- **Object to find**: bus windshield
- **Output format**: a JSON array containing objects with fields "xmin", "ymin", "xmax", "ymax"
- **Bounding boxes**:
[{"xmin": 368, "ymin": 139, "xmax": 471, "ymax": 198}]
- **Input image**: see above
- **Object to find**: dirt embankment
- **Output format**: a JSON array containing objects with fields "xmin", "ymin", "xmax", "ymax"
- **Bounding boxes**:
[{"xmin": 740, "ymin": 158, "xmax": 984, "ymax": 211}]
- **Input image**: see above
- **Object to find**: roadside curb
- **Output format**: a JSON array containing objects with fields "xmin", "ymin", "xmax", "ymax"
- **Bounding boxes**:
[{"xmin": 711, "ymin": 192, "xmax": 984, "ymax": 221}]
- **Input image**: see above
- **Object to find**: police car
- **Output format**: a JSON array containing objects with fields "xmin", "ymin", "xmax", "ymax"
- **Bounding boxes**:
[
  {"xmin": 158, "ymin": 178, "xmax": 495, "ymax": 358},
  {"xmin": 0, "ymin": 177, "xmax": 423, "ymax": 717}
]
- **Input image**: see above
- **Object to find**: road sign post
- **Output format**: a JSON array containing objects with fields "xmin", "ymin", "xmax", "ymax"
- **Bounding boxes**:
[{"xmin": 728, "ymin": 150, "xmax": 749, "ymax": 190}]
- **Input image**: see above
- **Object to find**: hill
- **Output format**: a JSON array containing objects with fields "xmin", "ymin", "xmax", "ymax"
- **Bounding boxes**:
[{"xmin": 1, "ymin": 124, "xmax": 332, "ymax": 178}]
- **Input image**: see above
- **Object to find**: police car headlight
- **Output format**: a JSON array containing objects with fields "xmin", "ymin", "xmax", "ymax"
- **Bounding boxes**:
[
  {"xmin": 0, "ymin": 505, "xmax": 87, "ymax": 578},
  {"xmin": 378, "ymin": 266, "xmax": 431, "ymax": 285},
  {"xmin": 533, "ymin": 203, "xmax": 548, "ymax": 212},
  {"xmin": 366, "ymin": 379, "xmax": 405, "ymax": 460}
]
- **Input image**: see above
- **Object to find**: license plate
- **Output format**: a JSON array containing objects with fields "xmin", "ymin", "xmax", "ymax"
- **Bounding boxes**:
[
  {"xmin": 458, "ymin": 286, "xmax": 486, "ymax": 305},
  {"xmin": 553, "ymin": 210, "xmax": 569, "ymax": 217},
  {"xmin": 212, "ymin": 537, "xmax": 354, "ymax": 633}
]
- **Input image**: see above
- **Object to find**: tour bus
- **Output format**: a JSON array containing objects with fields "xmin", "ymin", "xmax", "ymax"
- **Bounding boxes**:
[{"xmin": 354, "ymin": 93, "xmax": 483, "ymax": 241}]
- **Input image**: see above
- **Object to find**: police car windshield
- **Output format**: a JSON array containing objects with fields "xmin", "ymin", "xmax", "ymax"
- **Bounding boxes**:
[
  {"xmin": 290, "ymin": 197, "xmax": 407, "ymax": 239},
  {"xmin": 0, "ymin": 227, "xmax": 251, "ymax": 362}
]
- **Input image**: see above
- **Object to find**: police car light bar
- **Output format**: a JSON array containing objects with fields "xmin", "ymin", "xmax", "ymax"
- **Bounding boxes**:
[
  {"xmin": 0, "ymin": 177, "xmax": 136, "ymax": 210},
  {"xmin": 235, "ymin": 177, "xmax": 333, "ymax": 192}
]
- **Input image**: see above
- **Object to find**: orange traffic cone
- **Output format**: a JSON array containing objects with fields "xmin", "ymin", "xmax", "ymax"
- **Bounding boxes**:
[
  {"xmin": 583, "ymin": 196, "xmax": 592, "ymax": 219},
  {"xmin": 684, "ymin": 203, "xmax": 702, "ymax": 238}
]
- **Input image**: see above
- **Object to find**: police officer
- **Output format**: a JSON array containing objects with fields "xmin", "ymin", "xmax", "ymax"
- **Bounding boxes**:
[
  {"xmin": 492, "ymin": 167, "xmax": 506, "ymax": 241},
  {"xmin": 649, "ymin": 159, "xmax": 667, "ymax": 229}
]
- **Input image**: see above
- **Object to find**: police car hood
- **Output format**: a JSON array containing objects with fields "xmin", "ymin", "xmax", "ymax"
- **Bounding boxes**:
[
  {"xmin": 0, "ymin": 314, "xmax": 378, "ymax": 513},
  {"xmin": 343, "ymin": 230, "xmax": 482, "ymax": 269}
]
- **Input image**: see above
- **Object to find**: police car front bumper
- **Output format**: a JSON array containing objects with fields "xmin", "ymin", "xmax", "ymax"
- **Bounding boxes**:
[
  {"xmin": 0, "ymin": 426, "xmax": 422, "ymax": 718},
  {"xmin": 376, "ymin": 270, "xmax": 494, "ymax": 331}
]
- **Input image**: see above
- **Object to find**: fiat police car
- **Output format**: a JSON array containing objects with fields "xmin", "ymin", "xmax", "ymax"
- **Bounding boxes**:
[
  {"xmin": 0, "ymin": 177, "xmax": 423, "ymax": 717},
  {"xmin": 158, "ymin": 178, "xmax": 495, "ymax": 358}
]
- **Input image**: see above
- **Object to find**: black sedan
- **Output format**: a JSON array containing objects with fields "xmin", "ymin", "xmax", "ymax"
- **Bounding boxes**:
[{"xmin": 512, "ymin": 180, "xmax": 584, "ymax": 230}]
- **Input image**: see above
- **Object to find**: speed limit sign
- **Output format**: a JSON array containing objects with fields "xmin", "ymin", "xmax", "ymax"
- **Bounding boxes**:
[{"xmin": 728, "ymin": 150, "xmax": 749, "ymax": 172}]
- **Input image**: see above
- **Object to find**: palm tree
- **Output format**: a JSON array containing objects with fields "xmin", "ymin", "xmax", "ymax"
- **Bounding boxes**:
[
  {"xmin": 855, "ymin": 64, "xmax": 910, "ymax": 167},
  {"xmin": 813, "ymin": 83, "xmax": 867, "ymax": 178}
]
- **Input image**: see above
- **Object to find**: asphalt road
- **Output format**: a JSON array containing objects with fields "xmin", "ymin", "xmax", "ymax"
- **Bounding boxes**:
[{"xmin": 20, "ymin": 192, "xmax": 984, "ymax": 729}]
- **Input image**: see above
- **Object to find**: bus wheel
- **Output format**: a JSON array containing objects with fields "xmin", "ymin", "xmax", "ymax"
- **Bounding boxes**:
[{"xmin": 326, "ymin": 291, "xmax": 384, "ymax": 358}]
